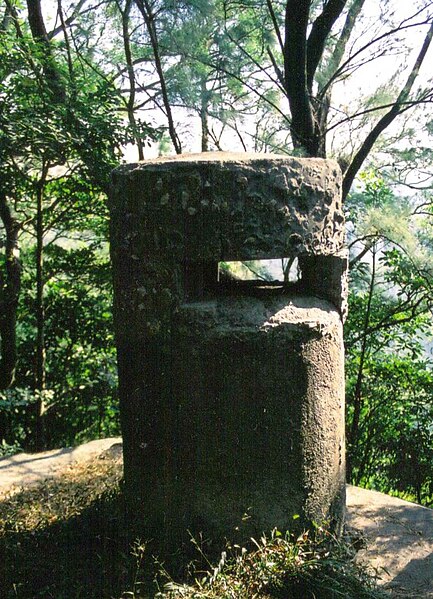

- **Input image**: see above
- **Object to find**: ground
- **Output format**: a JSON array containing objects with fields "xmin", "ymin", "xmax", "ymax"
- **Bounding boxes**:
[
  {"xmin": 1, "ymin": 438, "xmax": 432, "ymax": 598},
  {"xmin": 346, "ymin": 485, "xmax": 433, "ymax": 598}
]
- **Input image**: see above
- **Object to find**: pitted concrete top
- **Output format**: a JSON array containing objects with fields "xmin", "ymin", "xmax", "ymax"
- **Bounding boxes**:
[
  {"xmin": 110, "ymin": 152, "xmax": 344, "ymax": 261},
  {"xmin": 133, "ymin": 151, "xmax": 314, "ymax": 164}
]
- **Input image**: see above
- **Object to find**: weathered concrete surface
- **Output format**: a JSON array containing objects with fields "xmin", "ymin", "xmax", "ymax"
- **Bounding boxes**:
[
  {"xmin": 109, "ymin": 153, "xmax": 346, "ymax": 341},
  {"xmin": 115, "ymin": 293, "xmax": 346, "ymax": 546},
  {"xmin": 167, "ymin": 294, "xmax": 346, "ymax": 543},
  {"xmin": 109, "ymin": 152, "xmax": 346, "ymax": 550},
  {"xmin": 110, "ymin": 152, "xmax": 344, "ymax": 262}
]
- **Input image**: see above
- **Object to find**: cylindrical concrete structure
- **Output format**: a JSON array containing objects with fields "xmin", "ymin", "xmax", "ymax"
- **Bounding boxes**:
[
  {"xmin": 109, "ymin": 153, "xmax": 347, "ymax": 550},
  {"xmin": 170, "ymin": 294, "xmax": 345, "ymax": 541}
]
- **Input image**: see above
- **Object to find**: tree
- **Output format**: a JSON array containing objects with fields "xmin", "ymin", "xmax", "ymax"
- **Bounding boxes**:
[
  {"xmin": 0, "ymin": 0, "xmax": 132, "ymax": 449},
  {"xmin": 105, "ymin": 1, "xmax": 433, "ymax": 197},
  {"xmin": 209, "ymin": 0, "xmax": 433, "ymax": 198},
  {"xmin": 344, "ymin": 174, "xmax": 433, "ymax": 501}
]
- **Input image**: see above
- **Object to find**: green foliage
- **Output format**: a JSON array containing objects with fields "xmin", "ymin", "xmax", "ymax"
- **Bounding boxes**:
[
  {"xmin": 2, "ymin": 242, "xmax": 120, "ymax": 449},
  {"xmin": 346, "ymin": 299, "xmax": 433, "ymax": 504},
  {"xmin": 345, "ymin": 174, "xmax": 433, "ymax": 505},
  {"xmin": 0, "ymin": 439, "xmax": 23, "ymax": 457},
  {"xmin": 155, "ymin": 526, "xmax": 386, "ymax": 599},
  {"xmin": 0, "ymin": 5, "xmax": 137, "ymax": 448}
]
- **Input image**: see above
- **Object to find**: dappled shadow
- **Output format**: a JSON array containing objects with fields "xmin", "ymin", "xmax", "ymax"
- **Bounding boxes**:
[
  {"xmin": 347, "ymin": 486, "xmax": 433, "ymax": 595},
  {"xmin": 385, "ymin": 552, "xmax": 433, "ymax": 598},
  {"xmin": 0, "ymin": 485, "xmax": 134, "ymax": 599},
  {"xmin": 0, "ymin": 448, "xmax": 72, "ymax": 470},
  {"xmin": 347, "ymin": 499, "xmax": 433, "ymax": 541}
]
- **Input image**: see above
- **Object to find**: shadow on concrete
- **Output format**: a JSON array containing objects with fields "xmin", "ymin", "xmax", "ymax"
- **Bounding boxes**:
[
  {"xmin": 0, "ymin": 448, "xmax": 70, "ymax": 470},
  {"xmin": 385, "ymin": 552, "xmax": 433, "ymax": 598},
  {"xmin": 347, "ymin": 485, "xmax": 433, "ymax": 597}
]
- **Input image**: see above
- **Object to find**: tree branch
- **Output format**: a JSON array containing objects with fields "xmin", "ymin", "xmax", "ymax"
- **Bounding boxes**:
[
  {"xmin": 306, "ymin": 0, "xmax": 347, "ymax": 91},
  {"xmin": 327, "ymin": 94, "xmax": 433, "ymax": 134},
  {"xmin": 321, "ymin": 16, "xmax": 433, "ymax": 98},
  {"xmin": 48, "ymin": 0, "xmax": 88, "ymax": 39},
  {"xmin": 134, "ymin": 0, "xmax": 182, "ymax": 154},
  {"xmin": 0, "ymin": 193, "xmax": 21, "ymax": 389},
  {"xmin": 266, "ymin": 0, "xmax": 284, "ymax": 55},
  {"xmin": 222, "ymin": 19, "xmax": 286, "ymax": 95},
  {"xmin": 318, "ymin": 0, "xmax": 366, "ymax": 97},
  {"xmin": 343, "ymin": 20, "xmax": 433, "ymax": 199},
  {"xmin": 189, "ymin": 53, "xmax": 291, "ymax": 125},
  {"xmin": 26, "ymin": 0, "xmax": 66, "ymax": 101},
  {"xmin": 116, "ymin": 0, "xmax": 145, "ymax": 160}
]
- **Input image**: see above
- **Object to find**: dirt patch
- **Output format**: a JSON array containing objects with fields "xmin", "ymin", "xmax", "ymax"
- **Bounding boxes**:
[{"xmin": 0, "ymin": 437, "xmax": 122, "ymax": 497}]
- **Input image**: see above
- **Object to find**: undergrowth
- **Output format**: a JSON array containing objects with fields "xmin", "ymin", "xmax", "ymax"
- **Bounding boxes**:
[
  {"xmin": 149, "ymin": 527, "xmax": 388, "ymax": 599},
  {"xmin": 0, "ymin": 455, "xmax": 387, "ymax": 599},
  {"xmin": 0, "ymin": 455, "xmax": 128, "ymax": 598}
]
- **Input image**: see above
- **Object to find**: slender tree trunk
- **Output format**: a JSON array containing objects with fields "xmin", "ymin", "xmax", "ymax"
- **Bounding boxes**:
[
  {"xmin": 312, "ymin": 92, "xmax": 330, "ymax": 158},
  {"xmin": 283, "ymin": 1, "xmax": 317, "ymax": 155},
  {"xmin": 0, "ymin": 194, "xmax": 21, "ymax": 444},
  {"xmin": 31, "ymin": 176, "xmax": 47, "ymax": 450},
  {"xmin": 135, "ymin": 0, "xmax": 182, "ymax": 154},
  {"xmin": 26, "ymin": 0, "xmax": 65, "ymax": 101},
  {"xmin": 347, "ymin": 246, "xmax": 376, "ymax": 480},
  {"xmin": 0, "ymin": 194, "xmax": 21, "ymax": 391},
  {"xmin": 118, "ymin": 0, "xmax": 145, "ymax": 160},
  {"xmin": 200, "ymin": 79, "xmax": 209, "ymax": 152},
  {"xmin": 353, "ymin": 418, "xmax": 378, "ymax": 486}
]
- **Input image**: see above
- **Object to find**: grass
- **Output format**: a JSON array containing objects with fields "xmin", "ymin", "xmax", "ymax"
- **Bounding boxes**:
[
  {"xmin": 155, "ymin": 527, "xmax": 388, "ymax": 599},
  {"xmin": 0, "ymin": 455, "xmax": 388, "ymax": 599},
  {"xmin": 0, "ymin": 455, "xmax": 128, "ymax": 598}
]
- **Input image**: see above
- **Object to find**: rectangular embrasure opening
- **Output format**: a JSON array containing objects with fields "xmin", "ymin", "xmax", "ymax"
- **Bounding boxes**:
[
  {"xmin": 218, "ymin": 259, "xmax": 299, "ymax": 283},
  {"xmin": 183, "ymin": 259, "xmax": 300, "ymax": 301}
]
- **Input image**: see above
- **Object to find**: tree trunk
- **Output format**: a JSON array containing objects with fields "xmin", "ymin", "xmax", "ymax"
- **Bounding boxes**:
[
  {"xmin": 283, "ymin": 1, "xmax": 317, "ymax": 155},
  {"xmin": 26, "ymin": 0, "xmax": 65, "ymax": 101},
  {"xmin": 31, "ymin": 179, "xmax": 47, "ymax": 450},
  {"xmin": 347, "ymin": 246, "xmax": 376, "ymax": 480},
  {"xmin": 0, "ymin": 193, "xmax": 21, "ymax": 391},
  {"xmin": 135, "ymin": 0, "xmax": 182, "ymax": 154},
  {"xmin": 200, "ymin": 79, "xmax": 210, "ymax": 152},
  {"xmin": 0, "ymin": 194, "xmax": 21, "ymax": 444},
  {"xmin": 119, "ymin": 0, "xmax": 145, "ymax": 160}
]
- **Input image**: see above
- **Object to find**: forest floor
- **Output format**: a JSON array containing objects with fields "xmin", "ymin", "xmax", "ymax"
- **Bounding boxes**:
[{"xmin": 0, "ymin": 438, "xmax": 432, "ymax": 598}]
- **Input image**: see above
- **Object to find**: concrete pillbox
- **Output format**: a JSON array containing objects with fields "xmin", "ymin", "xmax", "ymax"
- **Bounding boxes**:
[{"xmin": 109, "ymin": 152, "xmax": 347, "ymax": 550}]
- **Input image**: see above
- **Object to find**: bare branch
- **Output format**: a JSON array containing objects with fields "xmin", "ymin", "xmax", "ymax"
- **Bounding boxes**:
[
  {"xmin": 343, "ymin": 20, "xmax": 433, "ymax": 199},
  {"xmin": 267, "ymin": 46, "xmax": 285, "ymax": 90},
  {"xmin": 187, "ymin": 52, "xmax": 291, "ymax": 125},
  {"xmin": 265, "ymin": 0, "xmax": 284, "ymax": 55},
  {"xmin": 134, "ymin": 0, "xmax": 182, "ymax": 154},
  {"xmin": 322, "ymin": 16, "xmax": 433, "ymax": 98},
  {"xmin": 306, "ymin": 0, "xmax": 347, "ymax": 91},
  {"xmin": 48, "ymin": 0, "xmax": 88, "ymax": 39},
  {"xmin": 318, "ymin": 0, "xmax": 366, "ymax": 97},
  {"xmin": 222, "ymin": 17, "xmax": 286, "ymax": 95},
  {"xmin": 327, "ymin": 94, "xmax": 433, "ymax": 134}
]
